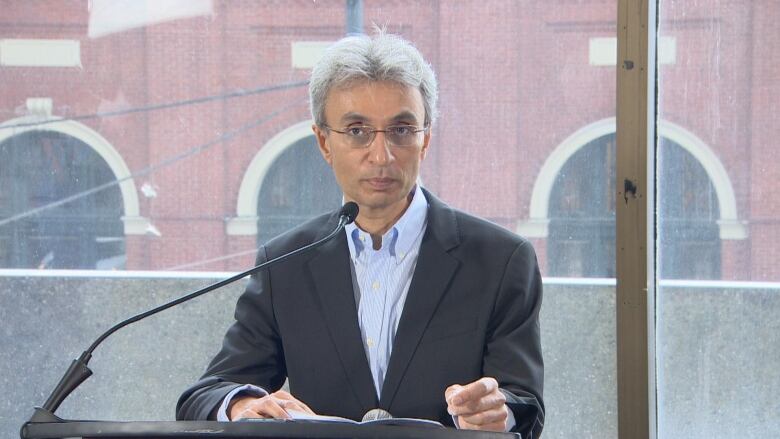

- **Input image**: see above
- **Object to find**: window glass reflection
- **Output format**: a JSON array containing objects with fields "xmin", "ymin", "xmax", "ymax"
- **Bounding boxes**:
[
  {"xmin": 256, "ymin": 135, "xmax": 342, "ymax": 245},
  {"xmin": 0, "ymin": 131, "xmax": 124, "ymax": 269}
]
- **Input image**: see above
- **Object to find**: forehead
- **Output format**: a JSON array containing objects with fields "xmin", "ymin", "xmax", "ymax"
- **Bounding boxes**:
[{"xmin": 324, "ymin": 80, "xmax": 425, "ymax": 124}]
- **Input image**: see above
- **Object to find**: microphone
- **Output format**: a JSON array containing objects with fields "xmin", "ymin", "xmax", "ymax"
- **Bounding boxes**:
[
  {"xmin": 362, "ymin": 408, "xmax": 393, "ymax": 422},
  {"xmin": 339, "ymin": 201, "xmax": 359, "ymax": 225},
  {"xmin": 27, "ymin": 202, "xmax": 359, "ymax": 423}
]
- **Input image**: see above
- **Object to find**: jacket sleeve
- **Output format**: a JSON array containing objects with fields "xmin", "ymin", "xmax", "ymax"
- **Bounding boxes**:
[
  {"xmin": 176, "ymin": 246, "xmax": 287, "ymax": 420},
  {"xmin": 485, "ymin": 240, "xmax": 545, "ymax": 439}
]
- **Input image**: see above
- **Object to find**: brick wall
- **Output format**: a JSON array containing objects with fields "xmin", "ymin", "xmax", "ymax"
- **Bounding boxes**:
[{"xmin": 1, "ymin": 0, "xmax": 776, "ymax": 280}]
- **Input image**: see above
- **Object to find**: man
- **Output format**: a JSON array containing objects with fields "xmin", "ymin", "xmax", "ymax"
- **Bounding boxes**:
[{"xmin": 177, "ymin": 32, "xmax": 544, "ymax": 438}]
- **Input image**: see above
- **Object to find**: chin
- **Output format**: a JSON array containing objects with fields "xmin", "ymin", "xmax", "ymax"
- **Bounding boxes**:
[{"xmin": 357, "ymin": 193, "xmax": 405, "ymax": 210}]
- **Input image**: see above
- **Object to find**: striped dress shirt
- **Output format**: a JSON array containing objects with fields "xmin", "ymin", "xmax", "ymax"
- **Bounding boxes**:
[{"xmin": 345, "ymin": 186, "xmax": 428, "ymax": 396}]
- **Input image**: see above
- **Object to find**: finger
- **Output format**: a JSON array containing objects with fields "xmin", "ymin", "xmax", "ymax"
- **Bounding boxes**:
[
  {"xmin": 459, "ymin": 417, "xmax": 507, "ymax": 433},
  {"xmin": 228, "ymin": 396, "xmax": 262, "ymax": 421},
  {"xmin": 448, "ymin": 390, "xmax": 506, "ymax": 416},
  {"xmin": 245, "ymin": 398, "xmax": 291, "ymax": 419},
  {"xmin": 445, "ymin": 384, "xmax": 468, "ymax": 406},
  {"xmin": 278, "ymin": 400, "xmax": 313, "ymax": 416},
  {"xmin": 297, "ymin": 402, "xmax": 316, "ymax": 415},
  {"xmin": 272, "ymin": 390, "xmax": 293, "ymax": 399},
  {"xmin": 447, "ymin": 378, "xmax": 498, "ymax": 406},
  {"xmin": 234, "ymin": 398, "xmax": 291, "ymax": 420},
  {"xmin": 445, "ymin": 384, "xmax": 463, "ymax": 402},
  {"xmin": 272, "ymin": 391, "xmax": 315, "ymax": 414},
  {"xmin": 460, "ymin": 405, "xmax": 509, "ymax": 427}
]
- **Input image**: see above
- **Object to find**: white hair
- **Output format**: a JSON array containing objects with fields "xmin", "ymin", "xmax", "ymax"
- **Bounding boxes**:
[{"xmin": 309, "ymin": 32, "xmax": 438, "ymax": 128}]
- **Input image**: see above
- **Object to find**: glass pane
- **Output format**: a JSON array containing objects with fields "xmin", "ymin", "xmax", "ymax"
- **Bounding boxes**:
[
  {"xmin": 549, "ymin": 134, "xmax": 616, "ymax": 277},
  {"xmin": 0, "ymin": 131, "xmax": 125, "ymax": 269},
  {"xmin": 1, "ymin": 2, "xmax": 617, "ymax": 438},
  {"xmin": 657, "ymin": 1, "xmax": 780, "ymax": 437},
  {"xmin": 256, "ymin": 136, "xmax": 342, "ymax": 245}
]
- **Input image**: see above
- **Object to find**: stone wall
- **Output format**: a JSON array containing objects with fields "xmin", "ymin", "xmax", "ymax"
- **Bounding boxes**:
[{"xmin": 1, "ymin": 276, "xmax": 777, "ymax": 438}]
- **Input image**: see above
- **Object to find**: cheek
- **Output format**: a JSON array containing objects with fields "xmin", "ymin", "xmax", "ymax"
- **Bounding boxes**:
[
  {"xmin": 329, "ymin": 156, "xmax": 357, "ymax": 184},
  {"xmin": 403, "ymin": 155, "xmax": 423, "ymax": 174}
]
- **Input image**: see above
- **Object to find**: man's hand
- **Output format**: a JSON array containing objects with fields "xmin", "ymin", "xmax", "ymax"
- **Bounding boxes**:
[
  {"xmin": 445, "ymin": 377, "xmax": 509, "ymax": 432},
  {"xmin": 229, "ymin": 390, "xmax": 315, "ymax": 420}
]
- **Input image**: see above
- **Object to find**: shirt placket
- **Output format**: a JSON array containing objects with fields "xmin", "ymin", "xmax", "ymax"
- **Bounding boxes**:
[{"xmin": 361, "ymin": 248, "xmax": 385, "ymax": 394}]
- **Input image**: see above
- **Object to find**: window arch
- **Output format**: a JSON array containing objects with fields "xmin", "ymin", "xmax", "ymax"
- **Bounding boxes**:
[
  {"xmin": 228, "ymin": 121, "xmax": 343, "ymax": 240},
  {"xmin": 0, "ymin": 115, "xmax": 148, "ymax": 235},
  {"xmin": 547, "ymin": 134, "xmax": 616, "ymax": 277},
  {"xmin": 255, "ymin": 135, "xmax": 342, "ymax": 244},
  {"xmin": 658, "ymin": 138, "xmax": 721, "ymax": 279},
  {"xmin": 544, "ymin": 132, "xmax": 721, "ymax": 279},
  {"xmin": 0, "ymin": 130, "xmax": 125, "ymax": 269},
  {"xmin": 518, "ymin": 118, "xmax": 746, "ymax": 241}
]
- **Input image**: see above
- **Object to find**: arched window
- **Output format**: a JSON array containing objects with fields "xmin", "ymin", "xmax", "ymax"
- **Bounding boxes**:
[
  {"xmin": 548, "ymin": 134, "xmax": 616, "ymax": 277},
  {"xmin": 658, "ymin": 138, "xmax": 721, "ymax": 279},
  {"xmin": 0, "ymin": 131, "xmax": 125, "ymax": 269},
  {"xmin": 255, "ymin": 136, "xmax": 342, "ymax": 245},
  {"xmin": 548, "ymin": 133, "xmax": 720, "ymax": 279}
]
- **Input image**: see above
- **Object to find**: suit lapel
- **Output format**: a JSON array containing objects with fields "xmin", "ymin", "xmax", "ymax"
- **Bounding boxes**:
[
  {"xmin": 306, "ymin": 218, "xmax": 379, "ymax": 412},
  {"xmin": 380, "ymin": 189, "xmax": 461, "ymax": 408}
]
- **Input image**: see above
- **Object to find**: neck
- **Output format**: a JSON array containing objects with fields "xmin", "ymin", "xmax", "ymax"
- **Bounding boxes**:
[{"xmin": 354, "ymin": 193, "xmax": 414, "ymax": 250}]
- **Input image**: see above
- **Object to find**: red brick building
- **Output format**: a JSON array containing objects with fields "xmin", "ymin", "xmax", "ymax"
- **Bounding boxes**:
[{"xmin": 1, "ymin": 0, "xmax": 777, "ymax": 281}]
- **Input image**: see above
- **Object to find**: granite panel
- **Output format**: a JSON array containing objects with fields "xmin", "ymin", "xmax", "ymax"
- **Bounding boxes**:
[{"xmin": 1, "ymin": 277, "xmax": 778, "ymax": 438}]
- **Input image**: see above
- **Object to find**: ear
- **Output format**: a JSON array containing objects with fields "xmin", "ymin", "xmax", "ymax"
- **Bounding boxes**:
[
  {"xmin": 419, "ymin": 127, "xmax": 432, "ymax": 161},
  {"xmin": 312, "ymin": 124, "xmax": 333, "ymax": 165}
]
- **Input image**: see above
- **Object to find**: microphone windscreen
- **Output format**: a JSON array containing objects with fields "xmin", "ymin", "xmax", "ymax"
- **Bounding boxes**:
[
  {"xmin": 361, "ymin": 408, "xmax": 393, "ymax": 422},
  {"xmin": 340, "ymin": 202, "xmax": 359, "ymax": 224}
]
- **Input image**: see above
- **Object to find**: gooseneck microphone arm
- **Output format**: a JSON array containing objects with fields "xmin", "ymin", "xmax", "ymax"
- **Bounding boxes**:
[{"xmin": 32, "ymin": 202, "xmax": 359, "ymax": 422}]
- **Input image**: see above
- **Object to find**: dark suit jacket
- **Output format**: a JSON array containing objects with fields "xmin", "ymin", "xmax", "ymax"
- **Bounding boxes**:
[{"xmin": 176, "ymin": 189, "xmax": 544, "ymax": 438}]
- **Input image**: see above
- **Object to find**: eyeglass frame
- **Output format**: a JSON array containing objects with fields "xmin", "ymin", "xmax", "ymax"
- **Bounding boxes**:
[{"xmin": 321, "ymin": 124, "xmax": 429, "ymax": 148}]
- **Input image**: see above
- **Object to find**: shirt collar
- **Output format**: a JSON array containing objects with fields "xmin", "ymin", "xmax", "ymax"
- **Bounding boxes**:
[{"xmin": 345, "ymin": 185, "xmax": 428, "ymax": 260}]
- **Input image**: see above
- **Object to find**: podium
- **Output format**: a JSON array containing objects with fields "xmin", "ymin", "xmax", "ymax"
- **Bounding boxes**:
[{"xmin": 21, "ymin": 419, "xmax": 520, "ymax": 439}]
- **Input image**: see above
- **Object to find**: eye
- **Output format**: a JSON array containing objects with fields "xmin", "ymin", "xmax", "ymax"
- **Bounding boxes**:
[
  {"xmin": 347, "ymin": 126, "xmax": 370, "ymax": 137},
  {"xmin": 389, "ymin": 126, "xmax": 414, "ymax": 136}
]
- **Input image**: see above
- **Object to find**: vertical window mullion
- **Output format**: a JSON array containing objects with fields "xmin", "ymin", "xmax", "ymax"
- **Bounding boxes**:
[{"xmin": 616, "ymin": 0, "xmax": 658, "ymax": 438}]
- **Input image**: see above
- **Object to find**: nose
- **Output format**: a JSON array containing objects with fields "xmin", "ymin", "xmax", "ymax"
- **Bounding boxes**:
[{"xmin": 367, "ymin": 131, "xmax": 394, "ymax": 165}]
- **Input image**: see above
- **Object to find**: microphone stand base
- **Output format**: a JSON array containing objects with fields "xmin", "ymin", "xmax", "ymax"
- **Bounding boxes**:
[{"xmin": 27, "ymin": 407, "xmax": 65, "ymax": 423}]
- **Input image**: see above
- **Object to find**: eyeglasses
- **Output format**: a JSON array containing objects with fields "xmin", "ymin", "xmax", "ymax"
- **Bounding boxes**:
[{"xmin": 323, "ymin": 125, "xmax": 428, "ymax": 148}]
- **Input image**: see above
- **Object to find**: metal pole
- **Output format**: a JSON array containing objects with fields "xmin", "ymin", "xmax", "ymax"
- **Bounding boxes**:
[
  {"xmin": 345, "ymin": 0, "xmax": 363, "ymax": 35},
  {"xmin": 616, "ymin": 0, "xmax": 658, "ymax": 438}
]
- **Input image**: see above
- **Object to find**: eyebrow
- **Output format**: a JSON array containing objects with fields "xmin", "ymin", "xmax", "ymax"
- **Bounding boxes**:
[
  {"xmin": 339, "ymin": 112, "xmax": 367, "ymax": 124},
  {"xmin": 338, "ymin": 111, "xmax": 422, "ymax": 125},
  {"xmin": 389, "ymin": 111, "xmax": 422, "ymax": 125}
]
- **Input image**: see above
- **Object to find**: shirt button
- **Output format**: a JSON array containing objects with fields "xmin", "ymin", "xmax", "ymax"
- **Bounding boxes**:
[
  {"xmin": 367, "ymin": 338, "xmax": 375, "ymax": 348},
  {"xmin": 398, "ymin": 252, "xmax": 405, "ymax": 259},
  {"xmin": 372, "ymin": 281, "xmax": 380, "ymax": 290}
]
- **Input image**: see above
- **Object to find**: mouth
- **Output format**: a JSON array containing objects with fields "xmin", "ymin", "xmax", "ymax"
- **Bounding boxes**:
[{"xmin": 364, "ymin": 177, "xmax": 396, "ymax": 190}]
